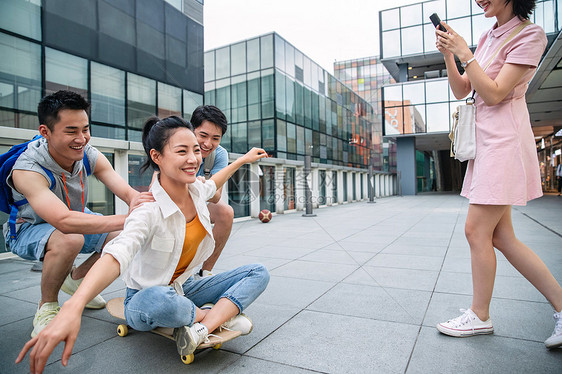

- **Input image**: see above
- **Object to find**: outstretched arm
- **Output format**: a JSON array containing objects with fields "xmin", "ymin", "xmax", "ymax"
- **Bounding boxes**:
[
  {"xmin": 16, "ymin": 254, "xmax": 120, "ymax": 374},
  {"xmin": 209, "ymin": 148, "xmax": 268, "ymax": 190}
]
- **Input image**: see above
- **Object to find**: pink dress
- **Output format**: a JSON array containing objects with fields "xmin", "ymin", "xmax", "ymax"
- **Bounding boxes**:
[{"xmin": 461, "ymin": 16, "xmax": 547, "ymax": 206}]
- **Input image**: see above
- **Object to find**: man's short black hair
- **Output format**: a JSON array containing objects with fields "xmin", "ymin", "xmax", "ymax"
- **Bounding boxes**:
[
  {"xmin": 191, "ymin": 105, "xmax": 228, "ymax": 135},
  {"xmin": 37, "ymin": 90, "xmax": 90, "ymax": 131}
]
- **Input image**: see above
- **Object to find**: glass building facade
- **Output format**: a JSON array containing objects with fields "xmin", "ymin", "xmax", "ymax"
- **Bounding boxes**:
[
  {"xmin": 0, "ymin": 0, "xmax": 205, "ymax": 252},
  {"xmin": 334, "ymin": 57, "xmax": 397, "ymax": 172},
  {"xmin": 380, "ymin": 0, "xmax": 561, "ymax": 137},
  {"xmin": 204, "ymin": 33, "xmax": 378, "ymax": 169}
]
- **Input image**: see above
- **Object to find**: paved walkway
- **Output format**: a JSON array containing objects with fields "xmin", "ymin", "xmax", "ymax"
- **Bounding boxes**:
[{"xmin": 1, "ymin": 193, "xmax": 561, "ymax": 373}]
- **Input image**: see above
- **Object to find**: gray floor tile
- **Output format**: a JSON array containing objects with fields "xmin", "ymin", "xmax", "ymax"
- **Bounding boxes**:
[
  {"xmin": 270, "ymin": 260, "xmax": 358, "ymax": 283},
  {"xmin": 407, "ymin": 326, "xmax": 562, "ymax": 374},
  {"xmin": 366, "ymin": 253, "xmax": 444, "ymax": 271},
  {"xmin": 255, "ymin": 275, "xmax": 335, "ymax": 309},
  {"xmin": 246, "ymin": 310, "xmax": 419, "ymax": 373}
]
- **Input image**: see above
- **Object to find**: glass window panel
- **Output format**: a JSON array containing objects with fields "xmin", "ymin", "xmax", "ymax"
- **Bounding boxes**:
[
  {"xmin": 157, "ymin": 82, "xmax": 182, "ymax": 118},
  {"xmin": 91, "ymin": 62, "xmax": 126, "ymax": 126},
  {"xmin": 248, "ymin": 120, "xmax": 261, "ymax": 148},
  {"xmin": 296, "ymin": 125, "xmax": 304, "ymax": 154},
  {"xmin": 232, "ymin": 122, "xmax": 247, "ymax": 153},
  {"xmin": 382, "ymin": 30, "xmax": 401, "ymax": 58},
  {"xmin": 0, "ymin": 33, "xmax": 41, "ymax": 113},
  {"xmin": 446, "ymin": 0, "xmax": 470, "ymax": 19},
  {"xmin": 215, "ymin": 78, "xmax": 231, "ymax": 122},
  {"xmin": 91, "ymin": 123, "xmax": 125, "ymax": 140},
  {"xmin": 262, "ymin": 118, "xmax": 274, "ymax": 151},
  {"xmin": 127, "ymin": 73, "xmax": 156, "ymax": 130},
  {"xmin": 247, "ymin": 38, "xmax": 260, "ymax": 72},
  {"xmin": 276, "ymin": 119, "xmax": 286, "ymax": 152},
  {"xmin": 423, "ymin": 0, "xmax": 446, "ymax": 24},
  {"xmin": 403, "ymin": 82, "xmax": 425, "ymax": 105},
  {"xmin": 283, "ymin": 167, "xmax": 295, "ymax": 210},
  {"xmin": 286, "ymin": 122, "xmax": 296, "ymax": 153},
  {"xmin": 0, "ymin": 0, "xmax": 41, "ymax": 40},
  {"xmin": 274, "ymin": 34, "xmax": 285, "ymax": 71},
  {"xmin": 247, "ymin": 72, "xmax": 261, "ymax": 121},
  {"xmin": 183, "ymin": 90, "xmax": 203, "ymax": 121},
  {"xmin": 425, "ymin": 79, "xmax": 449, "ymax": 103},
  {"xmin": 230, "ymin": 42, "xmax": 246, "ymax": 76},
  {"xmin": 215, "ymin": 47, "xmax": 230, "ymax": 80},
  {"xmin": 284, "ymin": 42, "xmax": 295, "ymax": 77},
  {"xmin": 424, "ymin": 23, "xmax": 439, "ymax": 53},
  {"xmin": 204, "ymin": 51, "xmax": 215, "ymax": 82},
  {"xmin": 228, "ymin": 165, "xmax": 250, "ymax": 218},
  {"xmin": 383, "ymin": 85, "xmax": 402, "ymax": 103},
  {"xmin": 303, "ymin": 57, "xmax": 311, "ymax": 87},
  {"xmin": 384, "ymin": 106, "xmax": 403, "ymax": 135},
  {"xmin": 45, "ymin": 48, "xmax": 87, "ymax": 97},
  {"xmin": 471, "ymin": 0, "xmax": 484, "ymax": 15},
  {"xmin": 259, "ymin": 165, "xmax": 275, "ymax": 211},
  {"xmin": 231, "ymin": 76, "xmax": 247, "ymax": 123},
  {"xmin": 275, "ymin": 71, "xmax": 286, "ymax": 119},
  {"xmin": 286, "ymin": 76, "xmax": 295, "ymax": 123},
  {"xmin": 260, "ymin": 34, "xmax": 273, "ymax": 69},
  {"xmin": 401, "ymin": 26, "xmax": 423, "ymax": 56},
  {"xmin": 404, "ymin": 105, "xmax": 427, "ymax": 133},
  {"xmin": 261, "ymin": 70, "xmax": 274, "ymax": 118},
  {"xmin": 381, "ymin": 8, "xmax": 400, "ymax": 30},
  {"xmin": 426, "ymin": 103, "xmax": 450, "ymax": 132},
  {"xmin": 401, "ymin": 4, "xmax": 422, "ymax": 27}
]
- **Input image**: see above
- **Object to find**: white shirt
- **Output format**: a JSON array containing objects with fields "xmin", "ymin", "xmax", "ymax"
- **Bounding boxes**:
[{"xmin": 102, "ymin": 176, "xmax": 217, "ymax": 295}]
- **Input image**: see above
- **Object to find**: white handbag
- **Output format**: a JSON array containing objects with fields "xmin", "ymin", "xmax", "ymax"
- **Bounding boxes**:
[
  {"xmin": 450, "ymin": 95, "xmax": 476, "ymax": 162},
  {"xmin": 448, "ymin": 20, "xmax": 531, "ymax": 162}
]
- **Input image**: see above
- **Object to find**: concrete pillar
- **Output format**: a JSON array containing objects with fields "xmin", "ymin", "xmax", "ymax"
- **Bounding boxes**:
[
  {"xmin": 397, "ymin": 136, "xmax": 417, "ymax": 195},
  {"xmin": 337, "ymin": 170, "xmax": 344, "ymax": 204},
  {"xmin": 275, "ymin": 165, "xmax": 284, "ymax": 214},
  {"xmin": 249, "ymin": 163, "xmax": 260, "ymax": 217},
  {"xmin": 326, "ymin": 170, "xmax": 334, "ymax": 206},
  {"xmin": 296, "ymin": 166, "xmax": 305, "ymax": 211},
  {"xmin": 113, "ymin": 149, "xmax": 129, "ymax": 215},
  {"xmin": 311, "ymin": 167, "xmax": 319, "ymax": 208}
]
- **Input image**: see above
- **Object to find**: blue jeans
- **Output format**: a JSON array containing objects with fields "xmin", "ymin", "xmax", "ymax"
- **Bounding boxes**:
[{"xmin": 123, "ymin": 263, "xmax": 269, "ymax": 331}]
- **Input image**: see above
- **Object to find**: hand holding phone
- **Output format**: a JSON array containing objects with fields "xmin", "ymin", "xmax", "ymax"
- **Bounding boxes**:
[{"xmin": 430, "ymin": 13, "xmax": 447, "ymax": 32}]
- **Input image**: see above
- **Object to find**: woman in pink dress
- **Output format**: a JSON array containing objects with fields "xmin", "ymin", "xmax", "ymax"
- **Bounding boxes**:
[{"xmin": 434, "ymin": 0, "xmax": 562, "ymax": 348}]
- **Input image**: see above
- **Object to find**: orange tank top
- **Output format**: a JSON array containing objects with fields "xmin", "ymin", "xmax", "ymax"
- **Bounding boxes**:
[{"xmin": 170, "ymin": 215, "xmax": 206, "ymax": 284}]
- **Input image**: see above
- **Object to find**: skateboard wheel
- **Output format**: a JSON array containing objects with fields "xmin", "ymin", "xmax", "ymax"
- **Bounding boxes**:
[
  {"xmin": 117, "ymin": 324, "xmax": 128, "ymax": 337},
  {"xmin": 213, "ymin": 343, "xmax": 222, "ymax": 350},
  {"xmin": 181, "ymin": 354, "xmax": 194, "ymax": 364}
]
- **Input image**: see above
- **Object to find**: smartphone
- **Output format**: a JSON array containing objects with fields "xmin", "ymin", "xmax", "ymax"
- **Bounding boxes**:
[{"xmin": 429, "ymin": 13, "xmax": 447, "ymax": 32}]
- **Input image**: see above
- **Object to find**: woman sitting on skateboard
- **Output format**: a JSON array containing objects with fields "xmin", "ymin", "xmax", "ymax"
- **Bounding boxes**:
[{"xmin": 17, "ymin": 116, "xmax": 270, "ymax": 373}]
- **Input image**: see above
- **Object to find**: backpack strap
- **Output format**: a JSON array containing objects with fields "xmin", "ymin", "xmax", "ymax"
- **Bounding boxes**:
[
  {"xmin": 203, "ymin": 150, "xmax": 216, "ymax": 180},
  {"xmin": 83, "ymin": 151, "xmax": 91, "ymax": 176}
]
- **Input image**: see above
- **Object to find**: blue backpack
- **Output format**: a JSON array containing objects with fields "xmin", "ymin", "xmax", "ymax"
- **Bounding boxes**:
[{"xmin": 0, "ymin": 135, "xmax": 91, "ymax": 240}]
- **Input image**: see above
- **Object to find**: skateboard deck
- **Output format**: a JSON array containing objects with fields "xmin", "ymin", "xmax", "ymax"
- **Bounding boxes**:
[{"xmin": 106, "ymin": 297, "xmax": 241, "ymax": 364}]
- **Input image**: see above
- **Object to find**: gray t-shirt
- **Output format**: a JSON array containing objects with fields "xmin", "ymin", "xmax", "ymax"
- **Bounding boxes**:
[{"xmin": 5, "ymin": 137, "xmax": 99, "ymax": 227}]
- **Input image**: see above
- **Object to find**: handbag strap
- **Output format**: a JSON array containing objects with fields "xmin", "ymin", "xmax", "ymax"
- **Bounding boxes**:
[{"xmin": 481, "ymin": 19, "xmax": 532, "ymax": 72}]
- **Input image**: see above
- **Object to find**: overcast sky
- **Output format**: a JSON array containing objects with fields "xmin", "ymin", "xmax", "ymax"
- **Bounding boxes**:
[{"xmin": 204, "ymin": 0, "xmax": 419, "ymax": 74}]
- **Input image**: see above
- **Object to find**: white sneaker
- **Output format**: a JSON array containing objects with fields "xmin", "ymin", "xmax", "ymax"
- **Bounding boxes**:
[
  {"xmin": 174, "ymin": 323, "xmax": 209, "ymax": 356},
  {"xmin": 31, "ymin": 302, "xmax": 60, "ymax": 338},
  {"xmin": 545, "ymin": 311, "xmax": 562, "ymax": 349},
  {"xmin": 200, "ymin": 303, "xmax": 253, "ymax": 335},
  {"xmin": 221, "ymin": 313, "xmax": 253, "ymax": 335},
  {"xmin": 60, "ymin": 271, "xmax": 106, "ymax": 309},
  {"xmin": 437, "ymin": 308, "xmax": 494, "ymax": 337}
]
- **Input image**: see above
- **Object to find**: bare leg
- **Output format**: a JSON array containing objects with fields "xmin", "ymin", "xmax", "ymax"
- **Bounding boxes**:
[
  {"xmin": 198, "ymin": 298, "xmax": 239, "ymax": 332},
  {"xmin": 40, "ymin": 231, "xmax": 85, "ymax": 307},
  {"xmin": 201, "ymin": 201, "xmax": 234, "ymax": 272},
  {"xmin": 465, "ymin": 204, "xmax": 509, "ymax": 321},
  {"xmin": 493, "ymin": 207, "xmax": 562, "ymax": 312}
]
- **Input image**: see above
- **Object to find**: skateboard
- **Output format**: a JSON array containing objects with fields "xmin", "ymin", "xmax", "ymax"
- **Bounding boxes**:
[{"xmin": 106, "ymin": 297, "xmax": 241, "ymax": 364}]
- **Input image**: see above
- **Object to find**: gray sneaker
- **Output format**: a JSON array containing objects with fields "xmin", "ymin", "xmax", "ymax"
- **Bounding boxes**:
[
  {"xmin": 60, "ymin": 271, "xmax": 106, "ymax": 309},
  {"xmin": 31, "ymin": 302, "xmax": 60, "ymax": 338},
  {"xmin": 173, "ymin": 323, "xmax": 209, "ymax": 356},
  {"xmin": 545, "ymin": 312, "xmax": 562, "ymax": 349}
]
